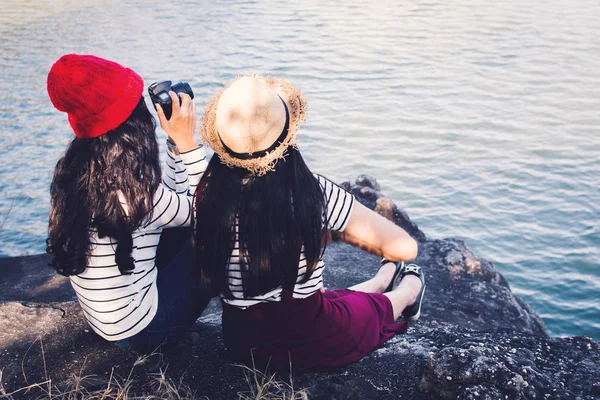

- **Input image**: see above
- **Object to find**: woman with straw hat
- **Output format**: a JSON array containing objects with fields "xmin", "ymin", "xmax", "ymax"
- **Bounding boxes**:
[
  {"xmin": 194, "ymin": 74, "xmax": 426, "ymax": 371},
  {"xmin": 46, "ymin": 54, "xmax": 211, "ymax": 351}
]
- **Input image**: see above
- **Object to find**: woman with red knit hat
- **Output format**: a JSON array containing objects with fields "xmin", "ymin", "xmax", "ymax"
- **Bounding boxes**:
[{"xmin": 46, "ymin": 54, "xmax": 210, "ymax": 351}]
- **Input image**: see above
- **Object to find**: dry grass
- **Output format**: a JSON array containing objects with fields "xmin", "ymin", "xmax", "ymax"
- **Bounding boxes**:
[
  {"xmin": 234, "ymin": 358, "xmax": 308, "ymax": 400},
  {"xmin": 0, "ymin": 355, "xmax": 200, "ymax": 400},
  {"xmin": 0, "ymin": 337, "xmax": 201, "ymax": 400},
  {"xmin": 0, "ymin": 338, "xmax": 308, "ymax": 400}
]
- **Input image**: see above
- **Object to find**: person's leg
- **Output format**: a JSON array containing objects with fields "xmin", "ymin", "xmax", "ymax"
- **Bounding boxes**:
[
  {"xmin": 151, "ymin": 239, "xmax": 211, "ymax": 337},
  {"xmin": 116, "ymin": 239, "xmax": 212, "ymax": 352},
  {"xmin": 155, "ymin": 227, "xmax": 192, "ymax": 270},
  {"xmin": 348, "ymin": 261, "xmax": 396, "ymax": 293},
  {"xmin": 383, "ymin": 274, "xmax": 422, "ymax": 320}
]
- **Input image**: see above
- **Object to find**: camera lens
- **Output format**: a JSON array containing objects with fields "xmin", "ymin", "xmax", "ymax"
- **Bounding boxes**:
[{"xmin": 170, "ymin": 82, "xmax": 194, "ymax": 100}]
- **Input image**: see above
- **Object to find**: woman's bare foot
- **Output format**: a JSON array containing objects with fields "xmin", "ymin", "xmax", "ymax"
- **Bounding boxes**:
[
  {"xmin": 375, "ymin": 261, "xmax": 398, "ymax": 292},
  {"xmin": 399, "ymin": 264, "xmax": 426, "ymax": 321},
  {"xmin": 396, "ymin": 274, "xmax": 422, "ymax": 305}
]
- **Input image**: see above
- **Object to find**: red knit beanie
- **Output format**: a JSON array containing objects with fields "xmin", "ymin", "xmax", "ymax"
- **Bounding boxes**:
[{"xmin": 47, "ymin": 54, "xmax": 144, "ymax": 139}]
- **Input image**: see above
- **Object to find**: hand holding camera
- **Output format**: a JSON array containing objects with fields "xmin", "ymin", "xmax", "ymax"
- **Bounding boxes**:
[
  {"xmin": 149, "ymin": 81, "xmax": 194, "ymax": 120},
  {"xmin": 150, "ymin": 81, "xmax": 198, "ymax": 153}
]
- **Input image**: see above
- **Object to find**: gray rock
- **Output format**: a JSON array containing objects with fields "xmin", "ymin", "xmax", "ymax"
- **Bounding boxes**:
[
  {"xmin": 355, "ymin": 174, "xmax": 382, "ymax": 191},
  {"xmin": 0, "ymin": 175, "xmax": 598, "ymax": 400},
  {"xmin": 0, "ymin": 254, "xmax": 73, "ymax": 303}
]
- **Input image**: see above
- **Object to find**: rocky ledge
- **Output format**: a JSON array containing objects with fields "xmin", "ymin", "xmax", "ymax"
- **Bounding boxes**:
[{"xmin": 1, "ymin": 175, "xmax": 598, "ymax": 399}]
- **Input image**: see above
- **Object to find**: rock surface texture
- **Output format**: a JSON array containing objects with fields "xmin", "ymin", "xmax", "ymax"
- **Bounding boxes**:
[{"xmin": 1, "ymin": 176, "xmax": 598, "ymax": 399}]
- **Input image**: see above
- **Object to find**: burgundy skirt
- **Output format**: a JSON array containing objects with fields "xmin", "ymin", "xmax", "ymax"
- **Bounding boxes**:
[{"xmin": 221, "ymin": 289, "xmax": 408, "ymax": 371}]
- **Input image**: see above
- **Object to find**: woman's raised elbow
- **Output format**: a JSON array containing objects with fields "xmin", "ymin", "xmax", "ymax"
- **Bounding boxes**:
[
  {"xmin": 404, "ymin": 236, "xmax": 419, "ymax": 261},
  {"xmin": 382, "ymin": 234, "xmax": 418, "ymax": 262}
]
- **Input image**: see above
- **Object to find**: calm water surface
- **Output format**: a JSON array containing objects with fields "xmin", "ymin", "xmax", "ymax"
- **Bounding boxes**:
[{"xmin": 0, "ymin": 0, "xmax": 598, "ymax": 339}]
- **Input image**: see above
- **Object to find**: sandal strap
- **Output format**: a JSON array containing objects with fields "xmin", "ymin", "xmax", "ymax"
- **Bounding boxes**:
[{"xmin": 401, "ymin": 264, "xmax": 421, "ymax": 278}]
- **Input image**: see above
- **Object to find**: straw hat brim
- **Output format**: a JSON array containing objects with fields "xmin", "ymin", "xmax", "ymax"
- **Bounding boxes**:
[{"xmin": 200, "ymin": 73, "xmax": 307, "ymax": 176}]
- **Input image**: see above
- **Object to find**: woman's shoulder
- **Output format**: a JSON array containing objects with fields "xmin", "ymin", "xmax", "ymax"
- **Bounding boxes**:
[
  {"xmin": 312, "ymin": 173, "xmax": 351, "ymax": 195},
  {"xmin": 312, "ymin": 172, "xmax": 335, "ymax": 187}
]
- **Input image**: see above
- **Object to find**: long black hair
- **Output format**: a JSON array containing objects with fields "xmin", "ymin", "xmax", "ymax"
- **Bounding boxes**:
[
  {"xmin": 194, "ymin": 147, "xmax": 326, "ymax": 298},
  {"xmin": 46, "ymin": 97, "xmax": 161, "ymax": 276}
]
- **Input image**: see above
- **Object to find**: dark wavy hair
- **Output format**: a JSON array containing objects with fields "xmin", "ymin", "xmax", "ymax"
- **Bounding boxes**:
[
  {"xmin": 194, "ymin": 147, "xmax": 327, "ymax": 298},
  {"xmin": 46, "ymin": 97, "xmax": 161, "ymax": 276}
]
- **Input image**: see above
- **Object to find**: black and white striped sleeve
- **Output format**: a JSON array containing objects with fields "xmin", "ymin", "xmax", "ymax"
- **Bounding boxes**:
[
  {"xmin": 315, "ymin": 174, "xmax": 355, "ymax": 232},
  {"xmin": 163, "ymin": 144, "xmax": 207, "ymax": 195},
  {"xmin": 178, "ymin": 145, "xmax": 207, "ymax": 197},
  {"xmin": 146, "ymin": 146, "xmax": 207, "ymax": 230},
  {"xmin": 163, "ymin": 148, "xmax": 187, "ymax": 194},
  {"xmin": 144, "ymin": 185, "xmax": 193, "ymax": 230}
]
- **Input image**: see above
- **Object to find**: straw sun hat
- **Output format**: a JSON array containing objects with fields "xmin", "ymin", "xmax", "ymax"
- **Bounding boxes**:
[{"xmin": 201, "ymin": 74, "xmax": 307, "ymax": 176}]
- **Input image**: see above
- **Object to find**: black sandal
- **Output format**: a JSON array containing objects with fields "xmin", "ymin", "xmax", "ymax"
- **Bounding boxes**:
[
  {"xmin": 400, "ymin": 264, "xmax": 426, "ymax": 321},
  {"xmin": 379, "ymin": 259, "xmax": 405, "ymax": 293}
]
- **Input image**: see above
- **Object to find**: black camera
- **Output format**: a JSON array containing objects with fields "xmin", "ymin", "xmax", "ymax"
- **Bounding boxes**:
[{"xmin": 148, "ymin": 80, "xmax": 194, "ymax": 120}]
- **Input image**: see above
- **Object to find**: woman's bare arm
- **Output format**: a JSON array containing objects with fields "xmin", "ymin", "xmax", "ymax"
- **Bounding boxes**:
[{"xmin": 336, "ymin": 201, "xmax": 418, "ymax": 261}]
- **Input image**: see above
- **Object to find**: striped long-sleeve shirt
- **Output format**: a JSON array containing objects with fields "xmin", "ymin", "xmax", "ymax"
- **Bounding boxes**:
[
  {"xmin": 223, "ymin": 174, "xmax": 355, "ymax": 309},
  {"xmin": 69, "ymin": 144, "xmax": 207, "ymax": 341}
]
